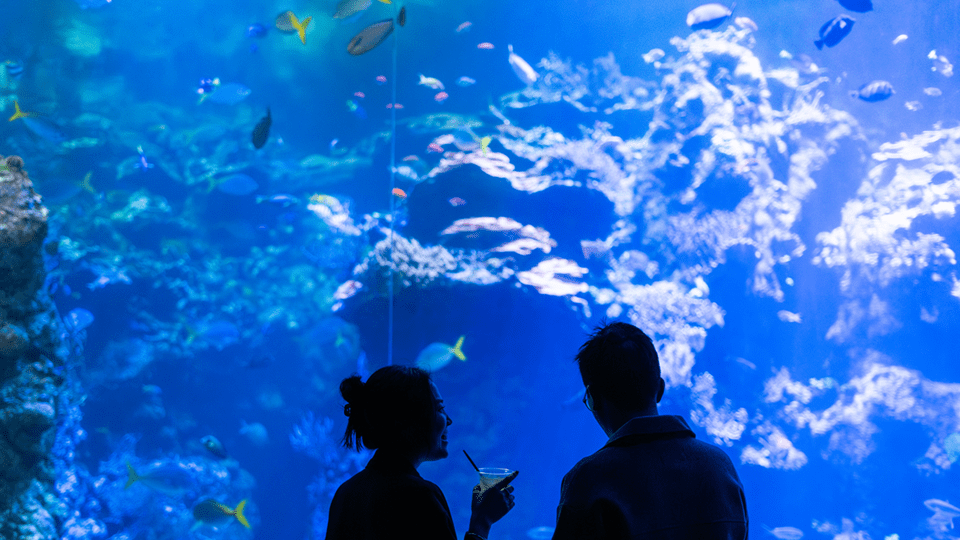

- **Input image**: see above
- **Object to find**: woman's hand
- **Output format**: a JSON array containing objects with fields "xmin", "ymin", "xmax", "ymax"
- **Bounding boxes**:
[{"xmin": 467, "ymin": 471, "xmax": 518, "ymax": 538}]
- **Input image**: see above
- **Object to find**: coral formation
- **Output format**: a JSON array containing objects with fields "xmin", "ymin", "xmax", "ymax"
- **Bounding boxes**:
[{"xmin": 0, "ymin": 154, "xmax": 82, "ymax": 540}]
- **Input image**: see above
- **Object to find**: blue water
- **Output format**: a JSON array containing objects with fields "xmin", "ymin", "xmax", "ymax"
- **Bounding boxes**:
[{"xmin": 4, "ymin": 0, "xmax": 960, "ymax": 539}]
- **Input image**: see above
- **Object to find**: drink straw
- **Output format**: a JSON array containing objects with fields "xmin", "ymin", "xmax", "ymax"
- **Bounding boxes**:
[{"xmin": 463, "ymin": 450, "xmax": 480, "ymax": 472}]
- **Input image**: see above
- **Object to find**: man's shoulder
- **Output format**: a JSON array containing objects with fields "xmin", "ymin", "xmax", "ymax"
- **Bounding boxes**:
[{"xmin": 563, "ymin": 417, "xmax": 739, "ymax": 481}]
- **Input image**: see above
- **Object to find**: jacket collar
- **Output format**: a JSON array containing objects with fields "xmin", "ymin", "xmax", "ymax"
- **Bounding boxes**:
[{"xmin": 603, "ymin": 415, "xmax": 696, "ymax": 448}]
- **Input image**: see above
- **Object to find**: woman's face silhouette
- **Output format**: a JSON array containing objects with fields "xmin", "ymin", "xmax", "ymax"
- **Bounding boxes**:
[{"xmin": 423, "ymin": 381, "xmax": 453, "ymax": 462}]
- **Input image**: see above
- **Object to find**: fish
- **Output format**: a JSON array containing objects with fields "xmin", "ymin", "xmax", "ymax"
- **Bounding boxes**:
[
  {"xmin": 457, "ymin": 76, "xmax": 476, "ymax": 86},
  {"xmin": 215, "ymin": 174, "xmax": 259, "ymax": 196},
  {"xmin": 251, "ymin": 107, "xmax": 271, "ymax": 149},
  {"xmin": 275, "ymin": 11, "xmax": 297, "ymax": 33},
  {"xmin": 925, "ymin": 499, "xmax": 960, "ymax": 516},
  {"xmin": 399, "ymin": 6, "xmax": 406, "ymax": 27},
  {"xmin": 8, "ymin": 102, "xmax": 66, "ymax": 143},
  {"xmin": 333, "ymin": 280, "xmax": 363, "ymax": 301},
  {"xmin": 850, "ymin": 80, "xmax": 894, "ymax": 102},
  {"xmin": 415, "ymin": 336, "xmax": 466, "ymax": 372},
  {"xmin": 239, "ymin": 420, "xmax": 269, "ymax": 446},
  {"xmin": 838, "ymin": 0, "xmax": 872, "ymax": 12},
  {"xmin": 288, "ymin": 12, "xmax": 312, "ymax": 44},
  {"xmin": 201, "ymin": 435, "xmax": 229, "ymax": 459},
  {"xmin": 448, "ymin": 197, "xmax": 466, "ymax": 206},
  {"xmin": 527, "ymin": 526, "xmax": 555, "ymax": 540},
  {"xmin": 4, "ymin": 60, "xmax": 24, "ymax": 80},
  {"xmin": 686, "ymin": 3, "xmax": 732, "ymax": 30},
  {"xmin": 508, "ymin": 45, "xmax": 538, "ymax": 85},
  {"xmin": 763, "ymin": 526, "xmax": 803, "ymax": 540},
  {"xmin": 477, "ymin": 42, "xmax": 494, "ymax": 49},
  {"xmin": 392, "ymin": 187, "xmax": 407, "ymax": 199},
  {"xmin": 394, "ymin": 164, "xmax": 420, "ymax": 181},
  {"xmin": 192, "ymin": 499, "xmax": 250, "ymax": 529},
  {"xmin": 376, "ymin": 75, "xmax": 387, "ymax": 85},
  {"xmin": 354, "ymin": 91, "xmax": 366, "ymax": 98},
  {"xmin": 125, "ymin": 462, "xmax": 196, "ymax": 497},
  {"xmin": 434, "ymin": 91, "xmax": 449, "ymax": 103},
  {"xmin": 348, "ymin": 18, "xmax": 394, "ymax": 55},
  {"xmin": 205, "ymin": 82, "xmax": 252, "ymax": 105},
  {"xmin": 814, "ymin": 15, "xmax": 854, "ymax": 50},
  {"xmin": 65, "ymin": 308, "xmax": 95, "ymax": 332},
  {"xmin": 333, "ymin": 0, "xmax": 372, "ymax": 19},
  {"xmin": 419, "ymin": 74, "xmax": 444, "ymax": 90},
  {"xmin": 427, "ymin": 142, "xmax": 443, "ymax": 153},
  {"xmin": 347, "ymin": 99, "xmax": 367, "ymax": 119},
  {"xmin": 386, "ymin": 103, "xmax": 404, "ymax": 109},
  {"xmin": 256, "ymin": 193, "xmax": 299, "ymax": 206},
  {"xmin": 192, "ymin": 319, "xmax": 240, "ymax": 349},
  {"xmin": 246, "ymin": 23, "xmax": 268, "ymax": 38},
  {"xmin": 456, "ymin": 21, "xmax": 472, "ymax": 33},
  {"xmin": 135, "ymin": 145, "xmax": 154, "ymax": 170},
  {"xmin": 777, "ymin": 310, "xmax": 801, "ymax": 323}
]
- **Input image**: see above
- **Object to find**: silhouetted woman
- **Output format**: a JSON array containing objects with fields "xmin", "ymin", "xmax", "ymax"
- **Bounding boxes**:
[{"xmin": 326, "ymin": 365, "xmax": 517, "ymax": 540}]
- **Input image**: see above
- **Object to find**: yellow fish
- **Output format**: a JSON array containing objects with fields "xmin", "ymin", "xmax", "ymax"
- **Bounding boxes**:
[
  {"xmin": 415, "ymin": 336, "xmax": 466, "ymax": 372},
  {"xmin": 79, "ymin": 172, "xmax": 96, "ymax": 194},
  {"xmin": 192, "ymin": 499, "xmax": 250, "ymax": 530},
  {"xmin": 288, "ymin": 12, "xmax": 312, "ymax": 44},
  {"xmin": 8, "ymin": 100, "xmax": 34, "ymax": 121}
]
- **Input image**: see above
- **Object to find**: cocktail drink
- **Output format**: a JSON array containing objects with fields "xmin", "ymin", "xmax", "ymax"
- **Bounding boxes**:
[{"xmin": 477, "ymin": 467, "xmax": 515, "ymax": 495}]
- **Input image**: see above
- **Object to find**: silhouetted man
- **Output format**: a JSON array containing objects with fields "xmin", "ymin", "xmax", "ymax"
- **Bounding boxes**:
[{"xmin": 553, "ymin": 321, "xmax": 748, "ymax": 540}]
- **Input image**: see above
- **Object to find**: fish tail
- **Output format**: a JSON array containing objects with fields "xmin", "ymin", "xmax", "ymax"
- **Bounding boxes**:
[
  {"xmin": 80, "ymin": 172, "xmax": 95, "ymax": 194},
  {"xmin": 814, "ymin": 39, "xmax": 824, "ymax": 50},
  {"xmin": 8, "ymin": 101, "xmax": 26, "ymax": 122},
  {"xmin": 125, "ymin": 461, "xmax": 139, "ymax": 489},
  {"xmin": 452, "ymin": 335, "xmax": 466, "ymax": 361},
  {"xmin": 296, "ymin": 17, "xmax": 312, "ymax": 44},
  {"xmin": 234, "ymin": 499, "xmax": 250, "ymax": 528}
]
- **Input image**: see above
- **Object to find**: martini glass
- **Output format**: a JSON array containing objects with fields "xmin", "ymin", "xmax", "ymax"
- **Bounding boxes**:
[{"xmin": 476, "ymin": 467, "xmax": 515, "ymax": 496}]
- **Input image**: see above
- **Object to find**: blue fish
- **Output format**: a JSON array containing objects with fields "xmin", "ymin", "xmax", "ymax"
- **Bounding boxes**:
[
  {"xmin": 851, "ymin": 80, "xmax": 894, "ymax": 102},
  {"xmin": 215, "ymin": 174, "xmax": 259, "ymax": 196},
  {"xmin": 346, "ymin": 99, "xmax": 367, "ymax": 119},
  {"xmin": 4, "ymin": 60, "xmax": 24, "ymax": 80},
  {"xmin": 134, "ymin": 146, "xmax": 154, "ymax": 170},
  {"xmin": 65, "ymin": 308, "xmax": 95, "ymax": 332},
  {"xmin": 206, "ymin": 82, "xmax": 252, "ymax": 105},
  {"xmin": 256, "ymin": 193, "xmax": 299, "ymax": 206},
  {"xmin": 125, "ymin": 462, "xmax": 196, "ymax": 497},
  {"xmin": 193, "ymin": 320, "xmax": 240, "ymax": 350},
  {"xmin": 8, "ymin": 102, "xmax": 66, "ymax": 143},
  {"xmin": 815, "ymin": 15, "xmax": 855, "ymax": 50},
  {"xmin": 246, "ymin": 23, "xmax": 268, "ymax": 38}
]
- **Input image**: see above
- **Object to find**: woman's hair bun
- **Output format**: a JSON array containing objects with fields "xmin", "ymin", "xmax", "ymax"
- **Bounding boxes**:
[{"xmin": 340, "ymin": 375, "xmax": 364, "ymax": 416}]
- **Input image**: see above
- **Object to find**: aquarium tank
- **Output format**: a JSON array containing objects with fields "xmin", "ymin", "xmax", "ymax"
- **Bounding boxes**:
[{"xmin": 0, "ymin": 0, "xmax": 958, "ymax": 538}]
